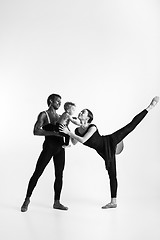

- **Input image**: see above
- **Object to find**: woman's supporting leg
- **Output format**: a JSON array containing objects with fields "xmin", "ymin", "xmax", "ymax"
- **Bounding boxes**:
[{"xmin": 102, "ymin": 157, "xmax": 118, "ymax": 209}]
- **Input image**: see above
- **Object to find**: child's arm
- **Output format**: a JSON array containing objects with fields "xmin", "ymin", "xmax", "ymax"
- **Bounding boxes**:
[
  {"xmin": 58, "ymin": 112, "xmax": 70, "ymax": 124},
  {"xmin": 68, "ymin": 116, "xmax": 81, "ymax": 126}
]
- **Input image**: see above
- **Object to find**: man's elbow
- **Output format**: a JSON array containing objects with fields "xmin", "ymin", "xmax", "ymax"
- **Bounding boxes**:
[{"xmin": 33, "ymin": 129, "xmax": 39, "ymax": 136}]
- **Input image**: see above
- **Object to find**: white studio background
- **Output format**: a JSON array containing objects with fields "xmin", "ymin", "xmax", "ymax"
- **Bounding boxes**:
[{"xmin": 0, "ymin": 0, "xmax": 160, "ymax": 239}]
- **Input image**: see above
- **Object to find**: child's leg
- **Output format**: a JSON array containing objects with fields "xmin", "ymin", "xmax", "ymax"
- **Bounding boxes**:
[
  {"xmin": 57, "ymin": 123, "xmax": 70, "ymax": 146},
  {"xmin": 64, "ymin": 135, "xmax": 70, "ymax": 146}
]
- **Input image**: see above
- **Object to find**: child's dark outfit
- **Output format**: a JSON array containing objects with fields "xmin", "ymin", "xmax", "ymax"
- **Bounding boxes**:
[
  {"xmin": 56, "ymin": 122, "xmax": 70, "ymax": 146},
  {"xmin": 44, "ymin": 111, "xmax": 70, "ymax": 146}
]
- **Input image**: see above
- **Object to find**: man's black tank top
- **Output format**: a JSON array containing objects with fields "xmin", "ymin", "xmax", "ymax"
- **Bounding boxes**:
[{"xmin": 42, "ymin": 111, "xmax": 63, "ymax": 144}]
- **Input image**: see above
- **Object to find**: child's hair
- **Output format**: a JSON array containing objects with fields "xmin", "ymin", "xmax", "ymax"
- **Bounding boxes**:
[{"xmin": 64, "ymin": 102, "xmax": 76, "ymax": 111}]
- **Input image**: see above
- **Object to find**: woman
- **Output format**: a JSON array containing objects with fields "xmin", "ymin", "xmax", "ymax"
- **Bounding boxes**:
[{"xmin": 59, "ymin": 96, "xmax": 159, "ymax": 209}]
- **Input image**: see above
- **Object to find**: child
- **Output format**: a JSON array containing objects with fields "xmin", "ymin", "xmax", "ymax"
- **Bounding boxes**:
[{"xmin": 57, "ymin": 102, "xmax": 81, "ymax": 148}]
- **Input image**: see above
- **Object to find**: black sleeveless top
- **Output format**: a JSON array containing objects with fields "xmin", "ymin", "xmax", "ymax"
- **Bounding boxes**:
[
  {"xmin": 75, "ymin": 124, "xmax": 104, "ymax": 152},
  {"xmin": 42, "ymin": 111, "xmax": 64, "ymax": 144},
  {"xmin": 75, "ymin": 124, "xmax": 115, "ymax": 170}
]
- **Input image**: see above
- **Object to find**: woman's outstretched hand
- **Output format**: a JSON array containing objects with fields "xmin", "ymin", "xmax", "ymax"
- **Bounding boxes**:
[{"xmin": 59, "ymin": 125, "xmax": 70, "ymax": 135}]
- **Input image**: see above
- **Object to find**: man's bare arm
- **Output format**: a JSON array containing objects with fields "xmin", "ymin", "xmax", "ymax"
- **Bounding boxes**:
[{"xmin": 33, "ymin": 112, "xmax": 62, "ymax": 137}]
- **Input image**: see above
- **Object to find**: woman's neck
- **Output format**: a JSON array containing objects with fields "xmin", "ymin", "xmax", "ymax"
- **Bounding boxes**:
[{"xmin": 81, "ymin": 121, "xmax": 90, "ymax": 129}]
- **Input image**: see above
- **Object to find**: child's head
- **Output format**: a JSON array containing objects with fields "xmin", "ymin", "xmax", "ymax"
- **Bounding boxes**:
[{"xmin": 64, "ymin": 102, "xmax": 76, "ymax": 115}]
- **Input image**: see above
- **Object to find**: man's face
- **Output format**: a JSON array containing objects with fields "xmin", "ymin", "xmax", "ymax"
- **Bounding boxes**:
[{"xmin": 51, "ymin": 97, "xmax": 61, "ymax": 110}]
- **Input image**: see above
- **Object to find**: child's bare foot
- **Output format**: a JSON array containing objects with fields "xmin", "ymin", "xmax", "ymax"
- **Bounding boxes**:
[
  {"xmin": 146, "ymin": 96, "xmax": 159, "ymax": 111},
  {"xmin": 62, "ymin": 145, "xmax": 71, "ymax": 148}
]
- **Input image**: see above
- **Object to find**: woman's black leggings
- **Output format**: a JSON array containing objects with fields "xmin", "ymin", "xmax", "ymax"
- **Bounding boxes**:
[{"xmin": 107, "ymin": 109, "xmax": 148, "ymax": 198}]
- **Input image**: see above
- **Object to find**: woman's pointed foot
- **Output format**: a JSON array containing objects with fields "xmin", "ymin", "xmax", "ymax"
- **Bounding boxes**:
[
  {"xmin": 150, "ymin": 96, "xmax": 159, "ymax": 107},
  {"xmin": 146, "ymin": 96, "xmax": 159, "ymax": 111},
  {"xmin": 102, "ymin": 202, "xmax": 117, "ymax": 209}
]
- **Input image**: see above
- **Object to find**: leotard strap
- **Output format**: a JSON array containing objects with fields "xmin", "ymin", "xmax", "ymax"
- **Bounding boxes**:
[{"xmin": 45, "ymin": 111, "xmax": 51, "ymax": 124}]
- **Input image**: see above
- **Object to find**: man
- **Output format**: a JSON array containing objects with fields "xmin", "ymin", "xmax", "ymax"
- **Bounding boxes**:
[{"xmin": 21, "ymin": 94, "xmax": 68, "ymax": 212}]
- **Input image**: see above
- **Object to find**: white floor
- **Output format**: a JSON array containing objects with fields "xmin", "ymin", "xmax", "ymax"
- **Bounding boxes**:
[
  {"xmin": 1, "ymin": 194, "xmax": 160, "ymax": 240},
  {"xmin": 1, "ymin": 135, "xmax": 160, "ymax": 240}
]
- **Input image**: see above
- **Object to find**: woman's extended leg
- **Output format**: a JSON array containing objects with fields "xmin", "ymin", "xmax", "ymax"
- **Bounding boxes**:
[
  {"xmin": 111, "ymin": 109, "xmax": 147, "ymax": 146},
  {"xmin": 111, "ymin": 96, "xmax": 159, "ymax": 147}
]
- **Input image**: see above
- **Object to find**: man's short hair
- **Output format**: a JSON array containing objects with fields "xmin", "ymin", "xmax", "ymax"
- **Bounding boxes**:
[{"xmin": 47, "ymin": 94, "xmax": 61, "ymax": 106}]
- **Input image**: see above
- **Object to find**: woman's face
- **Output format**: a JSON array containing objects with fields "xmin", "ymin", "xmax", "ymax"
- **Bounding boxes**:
[{"xmin": 78, "ymin": 109, "xmax": 89, "ymax": 122}]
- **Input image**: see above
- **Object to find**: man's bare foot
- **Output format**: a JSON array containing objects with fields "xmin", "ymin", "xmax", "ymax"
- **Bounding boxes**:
[
  {"xmin": 146, "ymin": 96, "xmax": 159, "ymax": 111},
  {"xmin": 53, "ymin": 201, "xmax": 68, "ymax": 210},
  {"xmin": 21, "ymin": 198, "xmax": 30, "ymax": 212}
]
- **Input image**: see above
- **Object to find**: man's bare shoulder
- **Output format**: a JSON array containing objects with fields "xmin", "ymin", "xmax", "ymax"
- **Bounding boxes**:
[
  {"xmin": 37, "ymin": 111, "xmax": 47, "ymax": 120},
  {"xmin": 34, "ymin": 111, "xmax": 49, "ymax": 126}
]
